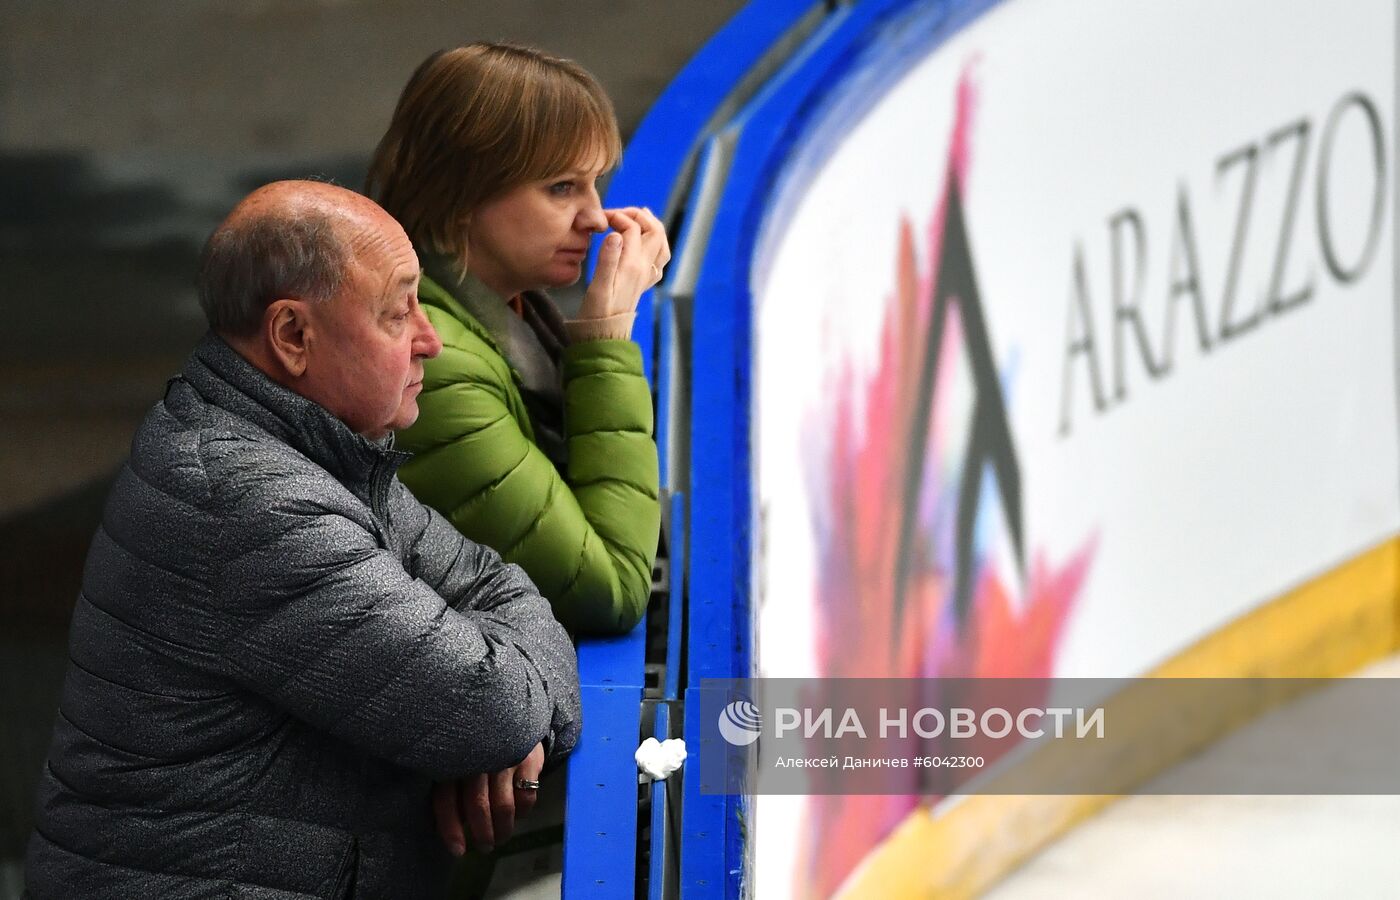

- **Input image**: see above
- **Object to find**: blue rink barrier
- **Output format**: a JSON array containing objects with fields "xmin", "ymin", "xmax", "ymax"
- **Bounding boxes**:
[
  {"xmin": 563, "ymin": 2, "xmax": 821, "ymax": 896},
  {"xmin": 564, "ymin": 0, "xmax": 1006, "ymax": 895}
]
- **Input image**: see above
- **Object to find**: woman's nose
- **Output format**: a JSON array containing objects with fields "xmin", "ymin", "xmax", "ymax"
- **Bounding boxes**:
[{"xmin": 577, "ymin": 200, "xmax": 608, "ymax": 234}]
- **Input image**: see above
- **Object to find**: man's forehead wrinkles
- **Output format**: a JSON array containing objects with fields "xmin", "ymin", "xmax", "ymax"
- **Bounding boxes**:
[
  {"xmin": 372, "ymin": 255, "xmax": 418, "ymax": 303},
  {"xmin": 344, "ymin": 221, "xmax": 388, "ymax": 255}
]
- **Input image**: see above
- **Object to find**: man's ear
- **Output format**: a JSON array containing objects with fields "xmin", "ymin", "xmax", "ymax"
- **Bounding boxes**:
[{"xmin": 264, "ymin": 299, "xmax": 310, "ymax": 377}]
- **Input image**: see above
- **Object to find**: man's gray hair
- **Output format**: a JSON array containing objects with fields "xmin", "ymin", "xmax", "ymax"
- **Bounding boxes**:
[{"xmin": 198, "ymin": 205, "xmax": 349, "ymax": 335}]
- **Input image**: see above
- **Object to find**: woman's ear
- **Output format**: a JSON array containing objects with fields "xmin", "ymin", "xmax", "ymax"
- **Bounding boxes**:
[{"xmin": 265, "ymin": 299, "xmax": 310, "ymax": 377}]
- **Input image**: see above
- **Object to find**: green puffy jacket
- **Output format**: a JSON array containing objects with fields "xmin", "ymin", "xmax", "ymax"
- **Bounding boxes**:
[{"xmin": 396, "ymin": 273, "xmax": 659, "ymax": 634}]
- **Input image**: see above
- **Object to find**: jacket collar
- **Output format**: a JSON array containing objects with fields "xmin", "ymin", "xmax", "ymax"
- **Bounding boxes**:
[
  {"xmin": 418, "ymin": 256, "xmax": 502, "ymax": 354},
  {"xmin": 182, "ymin": 332, "xmax": 409, "ymax": 495},
  {"xmin": 418, "ymin": 257, "xmax": 566, "ymax": 404}
]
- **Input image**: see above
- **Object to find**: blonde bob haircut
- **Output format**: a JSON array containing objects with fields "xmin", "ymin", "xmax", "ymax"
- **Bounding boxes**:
[{"xmin": 367, "ymin": 43, "xmax": 623, "ymax": 265}]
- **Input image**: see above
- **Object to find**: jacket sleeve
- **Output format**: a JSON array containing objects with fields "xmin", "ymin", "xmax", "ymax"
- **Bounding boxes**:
[
  {"xmin": 212, "ymin": 473, "xmax": 581, "ymax": 778},
  {"xmin": 397, "ymin": 321, "xmax": 660, "ymax": 635}
]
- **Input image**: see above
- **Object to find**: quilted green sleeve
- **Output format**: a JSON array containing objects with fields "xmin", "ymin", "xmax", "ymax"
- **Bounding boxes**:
[{"xmin": 396, "ymin": 308, "xmax": 659, "ymax": 635}]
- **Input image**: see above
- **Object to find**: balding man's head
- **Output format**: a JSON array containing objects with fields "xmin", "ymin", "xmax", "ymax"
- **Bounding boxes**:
[
  {"xmin": 197, "ymin": 180, "xmax": 441, "ymax": 439},
  {"xmin": 197, "ymin": 181, "xmax": 396, "ymax": 337}
]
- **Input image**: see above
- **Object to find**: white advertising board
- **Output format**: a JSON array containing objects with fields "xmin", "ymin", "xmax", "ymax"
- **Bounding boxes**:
[{"xmin": 750, "ymin": 0, "xmax": 1397, "ymax": 894}]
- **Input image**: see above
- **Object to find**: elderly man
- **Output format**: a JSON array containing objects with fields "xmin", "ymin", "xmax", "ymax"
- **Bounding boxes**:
[{"xmin": 24, "ymin": 181, "xmax": 580, "ymax": 898}]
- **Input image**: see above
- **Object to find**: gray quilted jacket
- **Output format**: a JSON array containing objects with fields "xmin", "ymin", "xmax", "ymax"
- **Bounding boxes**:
[{"xmin": 24, "ymin": 333, "xmax": 581, "ymax": 899}]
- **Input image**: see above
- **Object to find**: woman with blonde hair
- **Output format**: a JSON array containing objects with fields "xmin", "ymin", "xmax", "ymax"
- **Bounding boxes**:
[
  {"xmin": 369, "ymin": 43, "xmax": 666, "ymax": 636},
  {"xmin": 367, "ymin": 42, "xmax": 668, "ymax": 880}
]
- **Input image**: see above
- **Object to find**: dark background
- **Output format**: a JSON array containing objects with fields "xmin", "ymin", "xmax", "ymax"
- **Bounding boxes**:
[{"xmin": 0, "ymin": 0, "xmax": 745, "ymax": 886}]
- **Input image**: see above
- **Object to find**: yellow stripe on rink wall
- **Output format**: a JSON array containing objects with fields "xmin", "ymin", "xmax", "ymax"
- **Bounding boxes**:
[{"xmin": 836, "ymin": 536, "xmax": 1400, "ymax": 899}]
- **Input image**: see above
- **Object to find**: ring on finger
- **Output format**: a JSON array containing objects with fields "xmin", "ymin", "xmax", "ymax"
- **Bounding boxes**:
[{"xmin": 514, "ymin": 779, "xmax": 540, "ymax": 791}]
